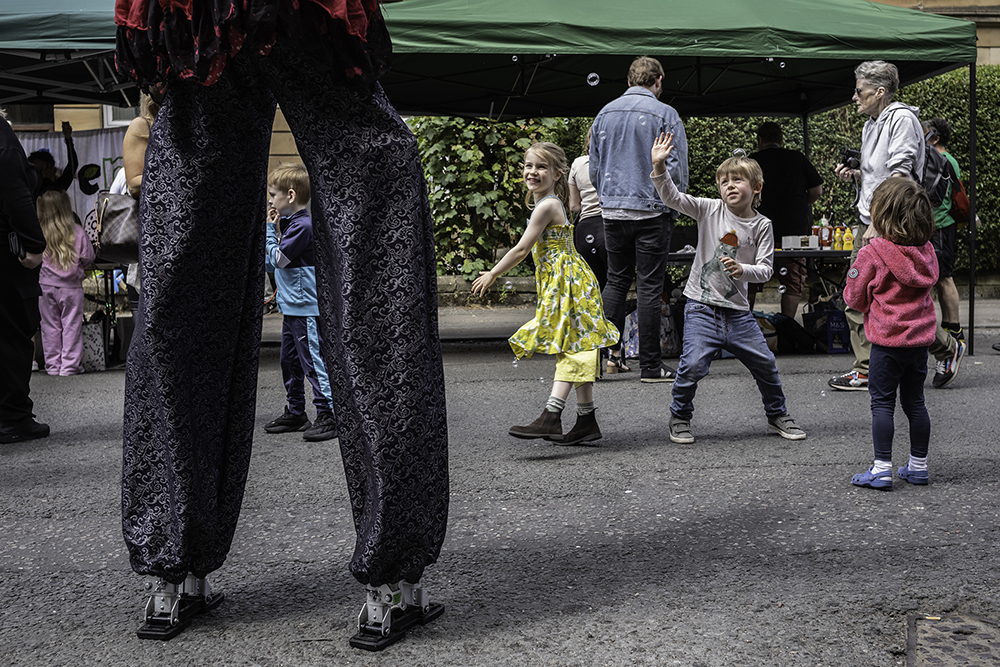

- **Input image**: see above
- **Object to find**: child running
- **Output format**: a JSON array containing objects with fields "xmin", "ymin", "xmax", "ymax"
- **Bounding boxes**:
[
  {"xmin": 471, "ymin": 142, "xmax": 619, "ymax": 445},
  {"xmin": 844, "ymin": 178, "xmax": 938, "ymax": 490},
  {"xmin": 37, "ymin": 190, "xmax": 95, "ymax": 376},
  {"xmin": 649, "ymin": 133, "xmax": 806, "ymax": 443}
]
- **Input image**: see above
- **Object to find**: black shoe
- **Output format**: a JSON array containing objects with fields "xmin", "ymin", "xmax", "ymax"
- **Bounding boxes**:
[
  {"xmin": 640, "ymin": 365, "xmax": 676, "ymax": 383},
  {"xmin": 264, "ymin": 407, "xmax": 311, "ymax": 433},
  {"xmin": 303, "ymin": 413, "xmax": 338, "ymax": 441},
  {"xmin": 0, "ymin": 417, "xmax": 50, "ymax": 444}
]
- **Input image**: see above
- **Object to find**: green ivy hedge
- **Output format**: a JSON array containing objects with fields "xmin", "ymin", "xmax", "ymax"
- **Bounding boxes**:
[{"xmin": 410, "ymin": 65, "xmax": 996, "ymax": 278}]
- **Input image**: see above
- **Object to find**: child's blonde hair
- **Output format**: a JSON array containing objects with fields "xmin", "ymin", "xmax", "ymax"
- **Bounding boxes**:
[
  {"xmin": 716, "ymin": 156, "xmax": 764, "ymax": 210},
  {"xmin": 37, "ymin": 190, "xmax": 79, "ymax": 272},
  {"xmin": 268, "ymin": 162, "xmax": 311, "ymax": 205},
  {"xmin": 869, "ymin": 177, "xmax": 934, "ymax": 246},
  {"xmin": 523, "ymin": 142, "xmax": 569, "ymax": 210}
]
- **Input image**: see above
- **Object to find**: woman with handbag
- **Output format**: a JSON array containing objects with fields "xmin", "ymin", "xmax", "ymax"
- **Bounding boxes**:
[{"xmin": 121, "ymin": 92, "xmax": 159, "ymax": 315}]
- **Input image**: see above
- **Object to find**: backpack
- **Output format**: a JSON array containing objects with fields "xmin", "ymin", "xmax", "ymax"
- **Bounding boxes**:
[
  {"xmin": 921, "ymin": 142, "xmax": 952, "ymax": 207},
  {"xmin": 948, "ymin": 162, "xmax": 971, "ymax": 224}
]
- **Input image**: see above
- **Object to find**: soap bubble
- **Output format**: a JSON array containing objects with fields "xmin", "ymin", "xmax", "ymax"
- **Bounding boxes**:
[
  {"xmin": 777, "ymin": 285, "xmax": 787, "ymax": 294},
  {"xmin": 512, "ymin": 359, "xmax": 519, "ymax": 368},
  {"xmin": 599, "ymin": 131, "xmax": 607, "ymax": 140},
  {"xmin": 585, "ymin": 234, "xmax": 595, "ymax": 244},
  {"xmin": 780, "ymin": 61, "xmax": 786, "ymax": 68},
  {"xmin": 779, "ymin": 267, "xmax": 788, "ymax": 276},
  {"xmin": 732, "ymin": 148, "xmax": 747, "ymax": 158},
  {"xmin": 587, "ymin": 72, "xmax": 600, "ymax": 86},
  {"xmin": 512, "ymin": 55, "xmax": 519, "ymax": 62},
  {"xmin": 539, "ymin": 377, "xmax": 545, "ymax": 383},
  {"xmin": 504, "ymin": 281, "xmax": 513, "ymax": 290},
  {"xmin": 591, "ymin": 248, "xmax": 598, "ymax": 254},
  {"xmin": 639, "ymin": 115, "xmax": 647, "ymax": 126},
  {"xmin": 821, "ymin": 390, "xmax": 827, "ymax": 398}
]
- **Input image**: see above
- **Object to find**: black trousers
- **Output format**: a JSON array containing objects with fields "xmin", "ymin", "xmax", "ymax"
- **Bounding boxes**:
[
  {"xmin": 122, "ymin": 45, "xmax": 449, "ymax": 587},
  {"xmin": 0, "ymin": 262, "xmax": 40, "ymax": 424}
]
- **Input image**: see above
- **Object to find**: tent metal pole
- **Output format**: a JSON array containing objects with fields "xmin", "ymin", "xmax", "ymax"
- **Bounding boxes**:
[{"xmin": 969, "ymin": 62, "xmax": 977, "ymax": 355}]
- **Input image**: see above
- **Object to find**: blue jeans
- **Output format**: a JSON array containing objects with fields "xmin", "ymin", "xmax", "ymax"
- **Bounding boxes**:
[
  {"xmin": 869, "ymin": 343, "xmax": 930, "ymax": 461},
  {"xmin": 670, "ymin": 300, "xmax": 787, "ymax": 421},
  {"xmin": 602, "ymin": 214, "xmax": 672, "ymax": 371}
]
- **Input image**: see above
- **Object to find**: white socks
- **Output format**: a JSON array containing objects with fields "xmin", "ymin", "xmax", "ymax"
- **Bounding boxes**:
[
  {"xmin": 907, "ymin": 455, "xmax": 928, "ymax": 472},
  {"xmin": 872, "ymin": 459, "xmax": 893, "ymax": 475}
]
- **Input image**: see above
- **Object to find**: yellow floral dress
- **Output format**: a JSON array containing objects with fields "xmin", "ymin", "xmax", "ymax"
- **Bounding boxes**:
[{"xmin": 509, "ymin": 199, "xmax": 620, "ymax": 360}]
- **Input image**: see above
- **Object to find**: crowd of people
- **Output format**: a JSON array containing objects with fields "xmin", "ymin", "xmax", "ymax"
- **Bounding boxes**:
[
  {"xmin": 0, "ymin": 25, "xmax": 988, "ymax": 651},
  {"xmin": 476, "ymin": 58, "xmax": 975, "ymax": 482}
]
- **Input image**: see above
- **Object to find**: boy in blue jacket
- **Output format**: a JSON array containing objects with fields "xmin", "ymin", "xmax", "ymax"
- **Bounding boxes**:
[{"xmin": 263, "ymin": 163, "xmax": 337, "ymax": 441}]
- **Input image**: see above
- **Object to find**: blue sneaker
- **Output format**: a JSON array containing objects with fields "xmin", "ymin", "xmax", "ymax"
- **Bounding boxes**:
[
  {"xmin": 852, "ymin": 466, "xmax": 893, "ymax": 490},
  {"xmin": 897, "ymin": 465, "xmax": 929, "ymax": 485}
]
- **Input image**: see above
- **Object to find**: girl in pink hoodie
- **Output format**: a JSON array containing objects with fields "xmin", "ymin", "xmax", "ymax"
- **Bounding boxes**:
[
  {"xmin": 37, "ymin": 190, "xmax": 96, "ymax": 375},
  {"xmin": 843, "ymin": 178, "xmax": 938, "ymax": 490}
]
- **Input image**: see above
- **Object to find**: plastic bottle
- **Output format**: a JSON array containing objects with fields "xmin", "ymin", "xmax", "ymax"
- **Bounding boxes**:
[
  {"xmin": 819, "ymin": 218, "xmax": 833, "ymax": 249},
  {"xmin": 833, "ymin": 227, "xmax": 844, "ymax": 251},
  {"xmin": 843, "ymin": 226, "xmax": 854, "ymax": 252}
]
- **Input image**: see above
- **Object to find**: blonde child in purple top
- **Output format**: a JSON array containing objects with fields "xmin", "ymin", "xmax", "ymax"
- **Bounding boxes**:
[
  {"xmin": 843, "ymin": 178, "xmax": 938, "ymax": 490},
  {"xmin": 37, "ymin": 190, "xmax": 95, "ymax": 375}
]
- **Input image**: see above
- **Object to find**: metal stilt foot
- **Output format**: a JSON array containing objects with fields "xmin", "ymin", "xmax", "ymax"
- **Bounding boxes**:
[
  {"xmin": 136, "ymin": 574, "xmax": 225, "ymax": 640},
  {"xmin": 350, "ymin": 581, "xmax": 444, "ymax": 651}
]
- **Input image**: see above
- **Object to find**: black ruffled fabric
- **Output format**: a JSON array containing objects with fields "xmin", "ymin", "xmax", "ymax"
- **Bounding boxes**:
[{"xmin": 116, "ymin": 0, "xmax": 391, "ymax": 93}]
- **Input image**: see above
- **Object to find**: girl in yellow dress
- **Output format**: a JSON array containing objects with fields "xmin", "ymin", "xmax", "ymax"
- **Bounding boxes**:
[{"xmin": 472, "ymin": 142, "xmax": 619, "ymax": 445}]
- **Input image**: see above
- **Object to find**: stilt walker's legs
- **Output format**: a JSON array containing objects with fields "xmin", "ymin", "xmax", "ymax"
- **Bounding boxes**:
[
  {"xmin": 264, "ymin": 47, "xmax": 449, "ymax": 648},
  {"xmin": 122, "ymin": 55, "xmax": 276, "ymax": 637}
]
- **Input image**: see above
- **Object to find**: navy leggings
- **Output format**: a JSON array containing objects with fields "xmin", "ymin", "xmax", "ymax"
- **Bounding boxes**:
[{"xmin": 868, "ymin": 343, "xmax": 930, "ymax": 461}]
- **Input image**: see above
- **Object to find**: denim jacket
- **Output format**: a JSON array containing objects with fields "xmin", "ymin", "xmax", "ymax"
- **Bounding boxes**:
[{"xmin": 589, "ymin": 87, "xmax": 689, "ymax": 213}]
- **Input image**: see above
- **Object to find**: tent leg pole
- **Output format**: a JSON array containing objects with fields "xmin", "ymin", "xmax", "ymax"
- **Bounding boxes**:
[{"xmin": 968, "ymin": 62, "xmax": 977, "ymax": 355}]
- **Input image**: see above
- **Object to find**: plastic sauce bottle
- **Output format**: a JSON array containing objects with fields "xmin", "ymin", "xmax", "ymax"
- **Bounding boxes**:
[
  {"xmin": 843, "ymin": 226, "xmax": 854, "ymax": 252},
  {"xmin": 833, "ymin": 227, "xmax": 844, "ymax": 250},
  {"xmin": 819, "ymin": 219, "xmax": 833, "ymax": 248}
]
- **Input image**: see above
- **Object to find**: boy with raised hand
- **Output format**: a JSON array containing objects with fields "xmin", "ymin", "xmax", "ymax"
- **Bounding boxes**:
[
  {"xmin": 263, "ymin": 163, "xmax": 337, "ymax": 442},
  {"xmin": 650, "ymin": 133, "xmax": 805, "ymax": 444}
]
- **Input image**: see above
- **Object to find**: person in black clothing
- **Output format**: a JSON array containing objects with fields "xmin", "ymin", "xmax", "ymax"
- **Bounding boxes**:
[
  {"xmin": 0, "ymin": 107, "xmax": 50, "ymax": 443},
  {"xmin": 28, "ymin": 122, "xmax": 78, "ymax": 199},
  {"xmin": 748, "ymin": 122, "xmax": 823, "ymax": 318}
]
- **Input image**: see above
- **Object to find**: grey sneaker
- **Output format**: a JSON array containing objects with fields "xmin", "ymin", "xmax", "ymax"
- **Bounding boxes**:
[
  {"xmin": 668, "ymin": 416, "xmax": 694, "ymax": 444},
  {"xmin": 768, "ymin": 414, "xmax": 806, "ymax": 440}
]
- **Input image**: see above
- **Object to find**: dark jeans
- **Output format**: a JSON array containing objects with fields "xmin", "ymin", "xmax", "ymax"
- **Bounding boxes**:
[
  {"xmin": 869, "ymin": 343, "xmax": 930, "ymax": 461},
  {"xmin": 670, "ymin": 300, "xmax": 787, "ymax": 421},
  {"xmin": 574, "ymin": 214, "xmax": 608, "ymax": 292},
  {"xmin": 602, "ymin": 214, "xmax": 672, "ymax": 371}
]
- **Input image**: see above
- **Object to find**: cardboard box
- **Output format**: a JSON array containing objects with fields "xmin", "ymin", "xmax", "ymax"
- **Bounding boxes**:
[{"xmin": 780, "ymin": 235, "xmax": 819, "ymax": 249}]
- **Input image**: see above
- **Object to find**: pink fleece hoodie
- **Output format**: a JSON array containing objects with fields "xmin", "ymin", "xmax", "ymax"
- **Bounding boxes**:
[{"xmin": 842, "ymin": 237, "xmax": 938, "ymax": 348}]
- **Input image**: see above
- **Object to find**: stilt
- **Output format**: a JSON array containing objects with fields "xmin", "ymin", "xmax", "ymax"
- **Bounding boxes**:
[
  {"xmin": 350, "ymin": 581, "xmax": 444, "ymax": 651},
  {"xmin": 136, "ymin": 574, "xmax": 225, "ymax": 640}
]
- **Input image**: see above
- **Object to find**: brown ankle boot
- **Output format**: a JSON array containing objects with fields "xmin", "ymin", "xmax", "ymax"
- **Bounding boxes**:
[
  {"xmin": 509, "ymin": 409, "xmax": 563, "ymax": 441},
  {"xmin": 558, "ymin": 411, "xmax": 602, "ymax": 446}
]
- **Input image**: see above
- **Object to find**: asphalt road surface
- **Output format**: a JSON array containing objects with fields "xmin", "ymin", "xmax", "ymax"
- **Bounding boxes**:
[{"xmin": 3, "ymin": 341, "xmax": 999, "ymax": 666}]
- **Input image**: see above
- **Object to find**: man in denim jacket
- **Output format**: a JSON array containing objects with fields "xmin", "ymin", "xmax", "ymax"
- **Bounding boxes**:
[{"xmin": 590, "ymin": 56, "xmax": 689, "ymax": 382}]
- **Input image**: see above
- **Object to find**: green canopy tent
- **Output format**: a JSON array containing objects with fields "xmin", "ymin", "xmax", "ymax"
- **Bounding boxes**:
[
  {"xmin": 381, "ymin": 0, "xmax": 976, "ymax": 119},
  {"xmin": 0, "ymin": 0, "xmax": 130, "ymax": 107},
  {"xmin": 0, "ymin": 0, "xmax": 982, "ymax": 347}
]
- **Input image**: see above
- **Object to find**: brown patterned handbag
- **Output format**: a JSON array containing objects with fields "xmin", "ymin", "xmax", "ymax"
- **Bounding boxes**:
[{"xmin": 93, "ymin": 190, "xmax": 140, "ymax": 264}]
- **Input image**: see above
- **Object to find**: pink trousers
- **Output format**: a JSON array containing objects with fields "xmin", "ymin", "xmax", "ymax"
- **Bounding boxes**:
[{"xmin": 39, "ymin": 285, "xmax": 85, "ymax": 376}]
